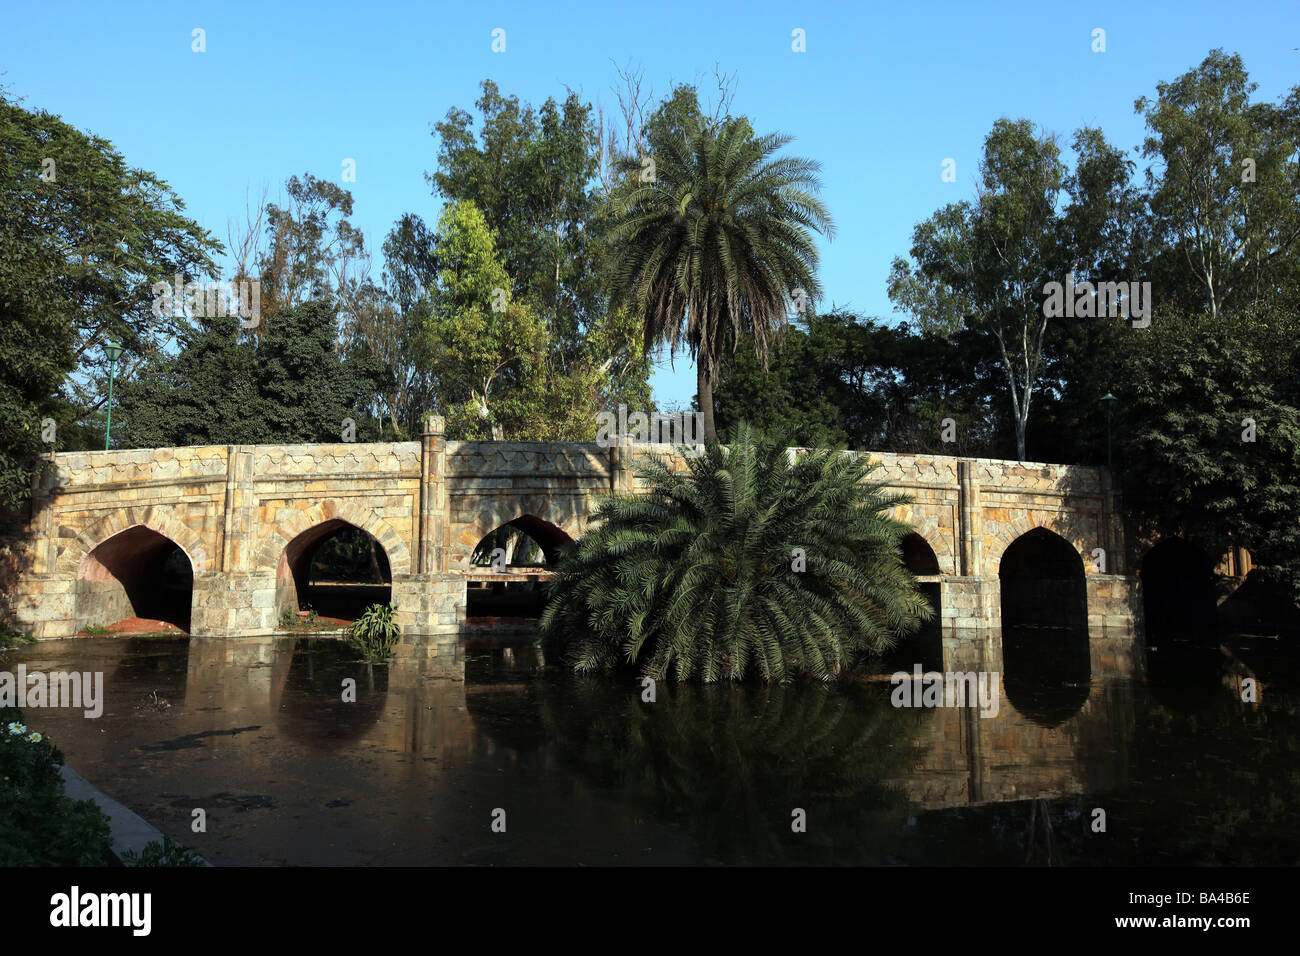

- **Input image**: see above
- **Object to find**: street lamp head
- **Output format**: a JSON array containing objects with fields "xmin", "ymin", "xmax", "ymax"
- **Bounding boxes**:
[
  {"xmin": 1101, "ymin": 392, "xmax": 1118, "ymax": 407},
  {"xmin": 104, "ymin": 340, "xmax": 123, "ymax": 363}
]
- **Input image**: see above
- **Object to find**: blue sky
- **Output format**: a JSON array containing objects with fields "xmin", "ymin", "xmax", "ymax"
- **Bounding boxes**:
[{"xmin": 3, "ymin": 1, "xmax": 1298, "ymax": 408}]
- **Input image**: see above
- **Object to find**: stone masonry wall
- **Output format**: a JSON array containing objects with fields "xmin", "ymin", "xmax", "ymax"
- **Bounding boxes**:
[{"xmin": 5, "ymin": 427, "xmax": 1142, "ymax": 654}]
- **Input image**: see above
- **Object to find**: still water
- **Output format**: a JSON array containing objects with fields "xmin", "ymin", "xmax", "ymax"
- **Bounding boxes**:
[{"xmin": 7, "ymin": 630, "xmax": 1299, "ymax": 865}]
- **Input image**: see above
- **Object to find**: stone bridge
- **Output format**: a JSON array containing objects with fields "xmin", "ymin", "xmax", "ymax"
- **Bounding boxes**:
[{"xmin": 7, "ymin": 417, "xmax": 1145, "ymax": 659}]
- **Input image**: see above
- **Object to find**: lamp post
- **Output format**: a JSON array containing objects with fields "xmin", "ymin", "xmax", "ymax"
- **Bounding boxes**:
[
  {"xmin": 104, "ymin": 340, "xmax": 122, "ymax": 450},
  {"xmin": 1101, "ymin": 392, "xmax": 1118, "ymax": 470}
]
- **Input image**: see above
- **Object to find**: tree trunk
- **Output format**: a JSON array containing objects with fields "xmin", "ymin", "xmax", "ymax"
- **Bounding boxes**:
[{"xmin": 697, "ymin": 363, "xmax": 717, "ymax": 443}]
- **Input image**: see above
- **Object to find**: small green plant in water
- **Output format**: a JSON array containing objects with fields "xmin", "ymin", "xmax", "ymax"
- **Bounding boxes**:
[
  {"xmin": 78, "ymin": 625, "xmax": 112, "ymax": 637},
  {"xmin": 120, "ymin": 836, "xmax": 205, "ymax": 867},
  {"xmin": 349, "ymin": 603, "xmax": 401, "ymax": 662}
]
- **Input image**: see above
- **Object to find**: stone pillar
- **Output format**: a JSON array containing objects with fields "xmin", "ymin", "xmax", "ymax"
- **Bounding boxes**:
[
  {"xmin": 29, "ymin": 454, "xmax": 57, "ymax": 576},
  {"xmin": 220, "ymin": 446, "xmax": 255, "ymax": 573},
  {"xmin": 609, "ymin": 444, "xmax": 632, "ymax": 495},
  {"xmin": 196, "ymin": 446, "xmax": 260, "ymax": 636},
  {"xmin": 420, "ymin": 415, "xmax": 446, "ymax": 574},
  {"xmin": 393, "ymin": 415, "xmax": 463, "ymax": 645},
  {"xmin": 1100, "ymin": 468, "xmax": 1125, "ymax": 574},
  {"xmin": 10, "ymin": 457, "xmax": 73, "ymax": 638},
  {"xmin": 1085, "ymin": 575, "xmax": 1146, "ymax": 677},
  {"xmin": 957, "ymin": 460, "xmax": 980, "ymax": 577}
]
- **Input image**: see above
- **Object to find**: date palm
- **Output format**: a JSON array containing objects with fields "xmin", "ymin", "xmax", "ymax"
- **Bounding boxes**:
[
  {"xmin": 605, "ymin": 117, "xmax": 834, "ymax": 441},
  {"xmin": 539, "ymin": 424, "xmax": 934, "ymax": 683}
]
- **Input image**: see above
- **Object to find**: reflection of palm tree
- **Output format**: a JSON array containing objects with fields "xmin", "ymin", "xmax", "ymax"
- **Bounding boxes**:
[
  {"xmin": 529, "ymin": 677, "xmax": 933, "ymax": 863},
  {"xmin": 1024, "ymin": 798, "xmax": 1061, "ymax": 866}
]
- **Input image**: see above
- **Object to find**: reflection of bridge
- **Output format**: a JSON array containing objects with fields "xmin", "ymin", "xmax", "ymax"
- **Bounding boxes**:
[
  {"xmin": 882, "ymin": 637, "xmax": 1141, "ymax": 809},
  {"xmin": 12, "ymin": 416, "xmax": 1144, "ymax": 660},
  {"xmin": 144, "ymin": 636, "xmax": 1147, "ymax": 815}
]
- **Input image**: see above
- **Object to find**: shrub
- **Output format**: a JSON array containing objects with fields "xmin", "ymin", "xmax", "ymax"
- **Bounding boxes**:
[
  {"xmin": 540, "ymin": 423, "xmax": 934, "ymax": 683},
  {"xmin": 0, "ymin": 709, "xmax": 112, "ymax": 866},
  {"xmin": 348, "ymin": 603, "xmax": 401, "ymax": 662},
  {"xmin": 121, "ymin": 836, "xmax": 205, "ymax": 867}
]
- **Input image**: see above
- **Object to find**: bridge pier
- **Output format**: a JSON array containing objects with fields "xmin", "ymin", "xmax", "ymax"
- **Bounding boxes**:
[
  {"xmin": 391, "ymin": 572, "xmax": 466, "ymax": 642},
  {"xmin": 935, "ymin": 571, "xmax": 1143, "ymax": 675}
]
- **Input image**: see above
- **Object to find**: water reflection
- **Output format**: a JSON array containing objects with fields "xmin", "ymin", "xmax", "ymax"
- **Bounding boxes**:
[
  {"xmin": 1002, "ymin": 625, "xmax": 1092, "ymax": 727},
  {"xmin": 6, "ymin": 623, "xmax": 1298, "ymax": 865},
  {"xmin": 529, "ymin": 676, "xmax": 930, "ymax": 863}
]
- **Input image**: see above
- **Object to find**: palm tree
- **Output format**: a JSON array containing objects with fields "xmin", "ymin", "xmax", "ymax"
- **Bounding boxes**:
[
  {"xmin": 605, "ymin": 117, "xmax": 834, "ymax": 441},
  {"xmin": 539, "ymin": 424, "xmax": 934, "ymax": 683}
]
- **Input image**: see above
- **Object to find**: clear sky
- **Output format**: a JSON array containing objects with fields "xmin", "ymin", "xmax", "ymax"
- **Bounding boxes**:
[{"xmin": 3, "ymin": 1, "xmax": 1297, "ymax": 407}]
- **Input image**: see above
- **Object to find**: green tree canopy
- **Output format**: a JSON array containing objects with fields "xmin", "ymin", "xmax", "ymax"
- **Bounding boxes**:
[
  {"xmin": 115, "ymin": 301, "xmax": 387, "ymax": 447},
  {"xmin": 1117, "ymin": 305, "xmax": 1300, "ymax": 602},
  {"xmin": 1136, "ymin": 50, "xmax": 1300, "ymax": 318},
  {"xmin": 604, "ymin": 114, "xmax": 834, "ymax": 441},
  {"xmin": 0, "ymin": 93, "xmax": 220, "ymax": 503},
  {"xmin": 714, "ymin": 310, "xmax": 1001, "ymax": 456}
]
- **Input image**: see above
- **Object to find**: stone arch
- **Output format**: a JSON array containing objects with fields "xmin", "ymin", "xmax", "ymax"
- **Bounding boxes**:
[
  {"xmin": 985, "ymin": 513, "xmax": 1089, "ymax": 574},
  {"xmin": 451, "ymin": 496, "xmax": 584, "ymax": 571},
  {"xmin": 73, "ymin": 518, "xmax": 199, "ymax": 632},
  {"xmin": 998, "ymin": 525, "xmax": 1089, "ymax": 631},
  {"xmin": 60, "ymin": 506, "xmax": 210, "ymax": 576},
  {"xmin": 900, "ymin": 532, "xmax": 941, "ymax": 574},
  {"xmin": 998, "ymin": 524, "xmax": 1091, "ymax": 725},
  {"xmin": 893, "ymin": 530, "xmax": 944, "ymax": 672},
  {"xmin": 262, "ymin": 503, "xmax": 406, "ymax": 624},
  {"xmin": 257, "ymin": 500, "xmax": 411, "ymax": 576},
  {"xmin": 886, "ymin": 506, "xmax": 957, "ymax": 575},
  {"xmin": 908, "ymin": 515, "xmax": 957, "ymax": 574}
]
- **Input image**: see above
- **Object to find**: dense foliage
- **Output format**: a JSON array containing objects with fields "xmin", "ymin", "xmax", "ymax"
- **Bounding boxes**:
[
  {"xmin": 0, "ymin": 710, "xmax": 112, "ymax": 866},
  {"xmin": 1118, "ymin": 306, "xmax": 1300, "ymax": 603},
  {"xmin": 119, "ymin": 836, "xmax": 206, "ymax": 867},
  {"xmin": 113, "ymin": 301, "xmax": 387, "ymax": 447},
  {"xmin": 540, "ymin": 424, "xmax": 933, "ymax": 682},
  {"xmin": 715, "ymin": 310, "xmax": 1003, "ymax": 456},
  {"xmin": 0, "ymin": 93, "xmax": 218, "ymax": 504},
  {"xmin": 603, "ymin": 112, "xmax": 834, "ymax": 441}
]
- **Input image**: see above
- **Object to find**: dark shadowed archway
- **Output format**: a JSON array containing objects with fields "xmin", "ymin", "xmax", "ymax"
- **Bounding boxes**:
[
  {"xmin": 999, "ymin": 528, "xmax": 1087, "ymax": 630},
  {"xmin": 467, "ymin": 515, "xmax": 574, "ymax": 622},
  {"xmin": 1140, "ymin": 539, "xmax": 1217, "ymax": 641},
  {"xmin": 883, "ymin": 532, "xmax": 943, "ymax": 673},
  {"xmin": 999, "ymin": 527, "xmax": 1089, "ymax": 727},
  {"xmin": 277, "ymin": 519, "xmax": 391, "ymax": 623},
  {"xmin": 75, "ymin": 526, "xmax": 194, "ymax": 632}
]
